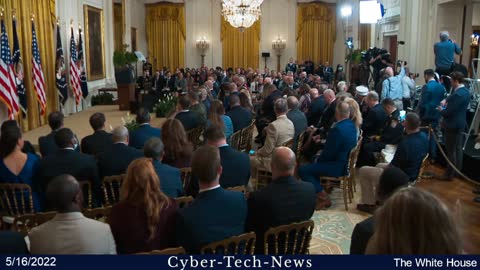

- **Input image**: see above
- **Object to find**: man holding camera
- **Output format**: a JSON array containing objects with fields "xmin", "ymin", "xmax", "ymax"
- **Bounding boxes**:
[
  {"xmin": 434, "ymin": 31, "xmax": 462, "ymax": 77},
  {"xmin": 381, "ymin": 62, "xmax": 406, "ymax": 110}
]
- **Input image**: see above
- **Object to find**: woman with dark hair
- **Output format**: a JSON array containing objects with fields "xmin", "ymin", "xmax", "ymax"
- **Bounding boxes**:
[
  {"xmin": 161, "ymin": 119, "xmax": 193, "ymax": 168},
  {"xmin": 108, "ymin": 158, "xmax": 177, "ymax": 254},
  {"xmin": 0, "ymin": 120, "xmax": 42, "ymax": 211},
  {"xmin": 207, "ymin": 100, "xmax": 233, "ymax": 142},
  {"xmin": 0, "ymin": 121, "xmax": 37, "ymax": 155},
  {"xmin": 366, "ymin": 187, "xmax": 462, "ymax": 254},
  {"xmin": 298, "ymin": 84, "xmax": 312, "ymax": 113}
]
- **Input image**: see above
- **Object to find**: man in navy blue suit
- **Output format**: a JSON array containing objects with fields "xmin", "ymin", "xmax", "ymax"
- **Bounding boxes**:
[
  {"xmin": 439, "ymin": 71, "xmax": 470, "ymax": 180},
  {"xmin": 418, "ymin": 69, "xmax": 446, "ymax": 160},
  {"xmin": 174, "ymin": 95, "xmax": 201, "ymax": 131},
  {"xmin": 144, "ymin": 137, "xmax": 183, "ymax": 198},
  {"xmin": 81, "ymin": 112, "xmax": 113, "ymax": 157},
  {"xmin": 176, "ymin": 145, "xmax": 247, "ymax": 253},
  {"xmin": 362, "ymin": 91, "xmax": 388, "ymax": 137},
  {"xmin": 129, "ymin": 108, "xmax": 161, "ymax": 149},
  {"xmin": 226, "ymin": 94, "xmax": 252, "ymax": 132},
  {"xmin": 298, "ymin": 101, "xmax": 358, "ymax": 209}
]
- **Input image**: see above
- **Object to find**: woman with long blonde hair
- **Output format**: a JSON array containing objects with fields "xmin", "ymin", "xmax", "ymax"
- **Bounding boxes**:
[
  {"xmin": 108, "ymin": 158, "xmax": 178, "ymax": 254},
  {"xmin": 366, "ymin": 187, "xmax": 462, "ymax": 254}
]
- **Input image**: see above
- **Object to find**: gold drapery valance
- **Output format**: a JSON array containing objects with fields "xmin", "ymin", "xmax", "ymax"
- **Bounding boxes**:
[
  {"xmin": 296, "ymin": 2, "xmax": 336, "ymax": 65},
  {"xmin": 145, "ymin": 3, "xmax": 185, "ymax": 71},
  {"xmin": 0, "ymin": 0, "xmax": 57, "ymax": 131},
  {"xmin": 221, "ymin": 17, "xmax": 260, "ymax": 69}
]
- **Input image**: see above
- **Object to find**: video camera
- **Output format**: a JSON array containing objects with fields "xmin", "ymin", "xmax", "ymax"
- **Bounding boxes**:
[{"xmin": 361, "ymin": 47, "xmax": 390, "ymax": 64}]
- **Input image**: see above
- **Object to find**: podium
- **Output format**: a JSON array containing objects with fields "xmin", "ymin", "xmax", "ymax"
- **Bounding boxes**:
[{"xmin": 117, "ymin": 83, "xmax": 135, "ymax": 111}]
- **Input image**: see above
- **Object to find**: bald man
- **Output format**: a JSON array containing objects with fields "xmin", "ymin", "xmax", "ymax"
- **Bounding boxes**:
[
  {"xmin": 381, "ymin": 63, "xmax": 406, "ymax": 110},
  {"xmin": 318, "ymin": 89, "xmax": 337, "ymax": 132},
  {"xmin": 29, "ymin": 175, "xmax": 116, "ymax": 254},
  {"xmin": 247, "ymin": 147, "xmax": 316, "ymax": 253}
]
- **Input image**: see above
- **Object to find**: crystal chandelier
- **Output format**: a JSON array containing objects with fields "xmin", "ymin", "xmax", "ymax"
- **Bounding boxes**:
[{"xmin": 222, "ymin": 0, "xmax": 263, "ymax": 31}]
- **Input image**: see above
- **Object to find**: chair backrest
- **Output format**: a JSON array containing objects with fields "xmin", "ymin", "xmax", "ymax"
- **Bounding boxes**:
[
  {"xmin": 82, "ymin": 206, "xmax": 112, "ymax": 223},
  {"xmin": 137, "ymin": 247, "xmax": 186, "ymax": 255},
  {"xmin": 348, "ymin": 136, "xmax": 363, "ymax": 174},
  {"xmin": 200, "ymin": 232, "xmax": 256, "ymax": 255},
  {"xmin": 281, "ymin": 138, "xmax": 294, "ymax": 149},
  {"xmin": 0, "ymin": 183, "xmax": 34, "ymax": 216},
  {"xmin": 102, "ymin": 175, "xmax": 125, "ymax": 206},
  {"xmin": 239, "ymin": 120, "xmax": 255, "ymax": 152},
  {"xmin": 78, "ymin": 181, "xmax": 93, "ymax": 209},
  {"xmin": 226, "ymin": 185, "xmax": 246, "ymax": 194},
  {"xmin": 175, "ymin": 196, "xmax": 194, "ymax": 208},
  {"xmin": 12, "ymin": 211, "xmax": 56, "ymax": 236},
  {"xmin": 230, "ymin": 130, "xmax": 242, "ymax": 151},
  {"xmin": 296, "ymin": 131, "xmax": 306, "ymax": 161},
  {"xmin": 180, "ymin": 167, "xmax": 192, "ymax": 190},
  {"xmin": 187, "ymin": 127, "xmax": 204, "ymax": 149},
  {"xmin": 264, "ymin": 220, "xmax": 315, "ymax": 255}
]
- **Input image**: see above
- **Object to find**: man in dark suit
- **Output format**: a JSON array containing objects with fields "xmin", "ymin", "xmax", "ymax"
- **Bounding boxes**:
[
  {"xmin": 306, "ymin": 88, "xmax": 326, "ymax": 126},
  {"xmin": 226, "ymin": 94, "xmax": 252, "ymax": 132},
  {"xmin": 176, "ymin": 145, "xmax": 247, "ymax": 253},
  {"xmin": 362, "ymin": 91, "xmax": 388, "ymax": 137},
  {"xmin": 255, "ymin": 84, "xmax": 283, "ymax": 143},
  {"xmin": 439, "ymin": 71, "xmax": 470, "ymax": 180},
  {"xmin": 38, "ymin": 111, "xmax": 79, "ymax": 157},
  {"xmin": 81, "ymin": 112, "xmax": 113, "ymax": 157},
  {"xmin": 97, "ymin": 126, "xmax": 143, "ymax": 179},
  {"xmin": 0, "ymin": 231, "xmax": 28, "ymax": 254},
  {"xmin": 350, "ymin": 167, "xmax": 409, "ymax": 254},
  {"xmin": 418, "ymin": 69, "xmax": 446, "ymax": 161},
  {"xmin": 287, "ymin": 96, "xmax": 308, "ymax": 151},
  {"xmin": 247, "ymin": 147, "xmax": 316, "ymax": 253},
  {"xmin": 175, "ymin": 95, "xmax": 200, "ymax": 131},
  {"xmin": 129, "ymin": 108, "xmax": 161, "ymax": 149},
  {"xmin": 299, "ymin": 101, "xmax": 358, "ymax": 209},
  {"xmin": 36, "ymin": 128, "xmax": 101, "ymax": 204},
  {"xmin": 144, "ymin": 137, "xmax": 183, "ymax": 198},
  {"xmin": 317, "ymin": 89, "xmax": 337, "ymax": 132}
]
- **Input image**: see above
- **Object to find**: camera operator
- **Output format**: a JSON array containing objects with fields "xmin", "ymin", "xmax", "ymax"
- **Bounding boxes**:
[
  {"xmin": 434, "ymin": 31, "xmax": 462, "ymax": 76},
  {"xmin": 381, "ymin": 62, "xmax": 406, "ymax": 110},
  {"xmin": 368, "ymin": 49, "xmax": 393, "ymax": 88}
]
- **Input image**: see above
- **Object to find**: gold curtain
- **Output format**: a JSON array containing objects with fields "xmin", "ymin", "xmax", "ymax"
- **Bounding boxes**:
[
  {"xmin": 145, "ymin": 3, "xmax": 185, "ymax": 72},
  {"xmin": 0, "ymin": 0, "xmax": 57, "ymax": 131},
  {"xmin": 221, "ymin": 18, "xmax": 260, "ymax": 69},
  {"xmin": 113, "ymin": 3, "xmax": 123, "ymax": 51},
  {"xmin": 296, "ymin": 2, "xmax": 336, "ymax": 65},
  {"xmin": 359, "ymin": 24, "xmax": 371, "ymax": 50}
]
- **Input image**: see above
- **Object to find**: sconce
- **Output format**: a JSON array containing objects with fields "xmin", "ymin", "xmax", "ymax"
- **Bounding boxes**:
[
  {"xmin": 272, "ymin": 37, "xmax": 286, "ymax": 72},
  {"xmin": 196, "ymin": 37, "xmax": 210, "ymax": 66}
]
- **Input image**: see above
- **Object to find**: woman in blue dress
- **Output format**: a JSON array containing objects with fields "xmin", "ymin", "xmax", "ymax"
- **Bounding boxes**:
[
  {"xmin": 0, "ymin": 120, "xmax": 42, "ymax": 212},
  {"xmin": 207, "ymin": 100, "xmax": 233, "ymax": 142}
]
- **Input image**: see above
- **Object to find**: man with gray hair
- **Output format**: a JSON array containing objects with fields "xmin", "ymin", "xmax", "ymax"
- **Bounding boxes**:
[
  {"xmin": 434, "ymin": 31, "xmax": 462, "ymax": 77},
  {"xmin": 287, "ymin": 96, "xmax": 308, "ymax": 151},
  {"xmin": 381, "ymin": 62, "xmax": 406, "ymax": 110},
  {"xmin": 97, "ymin": 126, "xmax": 143, "ymax": 179},
  {"xmin": 318, "ymin": 89, "xmax": 337, "ymax": 132},
  {"xmin": 362, "ymin": 91, "xmax": 388, "ymax": 137},
  {"xmin": 144, "ymin": 137, "xmax": 183, "ymax": 198},
  {"xmin": 247, "ymin": 147, "xmax": 316, "ymax": 252},
  {"xmin": 251, "ymin": 98, "xmax": 294, "ymax": 173}
]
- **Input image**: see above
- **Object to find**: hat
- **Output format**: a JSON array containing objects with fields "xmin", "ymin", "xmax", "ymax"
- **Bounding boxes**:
[{"xmin": 355, "ymin": 86, "xmax": 368, "ymax": 96}]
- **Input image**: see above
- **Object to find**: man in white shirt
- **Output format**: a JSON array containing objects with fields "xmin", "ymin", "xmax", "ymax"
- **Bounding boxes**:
[{"xmin": 29, "ymin": 174, "xmax": 116, "ymax": 254}]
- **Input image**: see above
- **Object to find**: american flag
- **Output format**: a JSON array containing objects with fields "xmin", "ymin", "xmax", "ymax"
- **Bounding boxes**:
[
  {"xmin": 12, "ymin": 18, "xmax": 27, "ymax": 116},
  {"xmin": 0, "ymin": 19, "xmax": 19, "ymax": 119},
  {"xmin": 70, "ymin": 27, "xmax": 81, "ymax": 105},
  {"xmin": 31, "ymin": 21, "xmax": 47, "ymax": 115}
]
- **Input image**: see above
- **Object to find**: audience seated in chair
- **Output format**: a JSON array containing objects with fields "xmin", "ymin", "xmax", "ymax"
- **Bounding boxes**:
[
  {"xmin": 362, "ymin": 91, "xmax": 388, "ymax": 138},
  {"xmin": 247, "ymin": 147, "xmax": 316, "ymax": 254},
  {"xmin": 129, "ymin": 108, "xmax": 161, "ymax": 150},
  {"xmin": 0, "ymin": 120, "xmax": 42, "ymax": 212},
  {"xmin": 357, "ymin": 113, "xmax": 428, "ymax": 213},
  {"xmin": 144, "ymin": 138, "xmax": 183, "ymax": 198},
  {"xmin": 255, "ymin": 84, "xmax": 283, "ymax": 143},
  {"xmin": 81, "ymin": 112, "xmax": 113, "ymax": 157},
  {"xmin": 298, "ymin": 101, "xmax": 358, "ymax": 210},
  {"xmin": 176, "ymin": 145, "xmax": 247, "ymax": 253},
  {"xmin": 108, "ymin": 158, "xmax": 178, "ymax": 254},
  {"xmin": 38, "ymin": 111, "xmax": 79, "ymax": 157},
  {"xmin": 186, "ymin": 125, "xmax": 250, "ymax": 197},
  {"xmin": 97, "ymin": 126, "xmax": 143, "ymax": 180},
  {"xmin": 350, "ymin": 167, "xmax": 409, "ymax": 254},
  {"xmin": 287, "ymin": 96, "xmax": 308, "ymax": 152},
  {"xmin": 366, "ymin": 187, "xmax": 461, "ymax": 254},
  {"xmin": 29, "ymin": 174, "xmax": 116, "ymax": 254},
  {"xmin": 306, "ymin": 86, "xmax": 326, "ymax": 126},
  {"xmin": 250, "ymin": 98, "xmax": 294, "ymax": 173},
  {"xmin": 36, "ymin": 128, "xmax": 101, "ymax": 207},
  {"xmin": 226, "ymin": 94, "xmax": 253, "ymax": 133},
  {"xmin": 188, "ymin": 90, "xmax": 207, "ymax": 127},
  {"xmin": 207, "ymin": 100, "xmax": 234, "ymax": 143},
  {"xmin": 161, "ymin": 119, "xmax": 193, "ymax": 169},
  {"xmin": 1, "ymin": 120, "xmax": 37, "ymax": 156},
  {"xmin": 174, "ymin": 95, "xmax": 201, "ymax": 131},
  {"xmin": 317, "ymin": 89, "xmax": 337, "ymax": 133}
]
